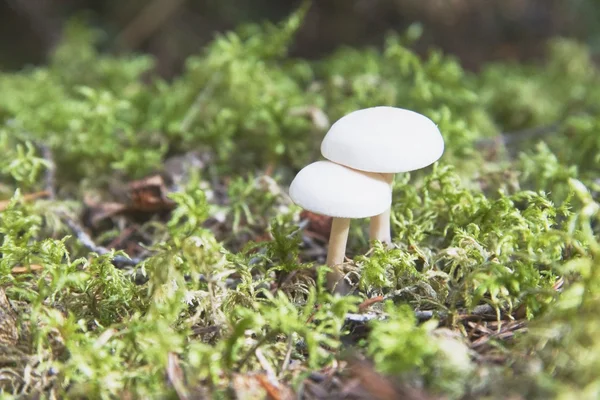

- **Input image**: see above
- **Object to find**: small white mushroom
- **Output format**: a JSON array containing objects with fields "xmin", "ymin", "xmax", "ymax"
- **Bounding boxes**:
[
  {"xmin": 289, "ymin": 161, "xmax": 392, "ymax": 292},
  {"xmin": 320, "ymin": 106, "xmax": 444, "ymax": 244}
]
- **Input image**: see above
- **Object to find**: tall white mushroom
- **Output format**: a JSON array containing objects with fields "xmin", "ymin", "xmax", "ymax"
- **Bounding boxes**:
[
  {"xmin": 289, "ymin": 161, "xmax": 392, "ymax": 292},
  {"xmin": 320, "ymin": 106, "xmax": 444, "ymax": 244}
]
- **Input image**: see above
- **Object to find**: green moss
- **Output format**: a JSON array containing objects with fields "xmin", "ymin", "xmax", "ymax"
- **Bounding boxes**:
[{"xmin": 1, "ymin": 4, "xmax": 600, "ymax": 398}]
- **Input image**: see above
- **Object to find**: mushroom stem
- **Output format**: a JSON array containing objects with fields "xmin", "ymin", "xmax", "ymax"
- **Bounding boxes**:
[
  {"xmin": 369, "ymin": 208, "xmax": 391, "ymax": 244},
  {"xmin": 326, "ymin": 217, "xmax": 350, "ymax": 292},
  {"xmin": 369, "ymin": 173, "xmax": 395, "ymax": 244}
]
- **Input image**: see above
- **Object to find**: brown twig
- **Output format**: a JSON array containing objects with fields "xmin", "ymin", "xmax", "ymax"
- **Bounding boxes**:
[
  {"xmin": 470, "ymin": 321, "xmax": 527, "ymax": 349},
  {"xmin": 61, "ymin": 215, "xmax": 240, "ymax": 287},
  {"xmin": 60, "ymin": 214, "xmax": 144, "ymax": 267}
]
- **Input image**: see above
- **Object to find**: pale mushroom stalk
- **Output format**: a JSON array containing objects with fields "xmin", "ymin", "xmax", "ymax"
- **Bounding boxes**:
[
  {"xmin": 369, "ymin": 173, "xmax": 395, "ymax": 244},
  {"xmin": 326, "ymin": 217, "xmax": 350, "ymax": 290},
  {"xmin": 288, "ymin": 161, "xmax": 391, "ymax": 294}
]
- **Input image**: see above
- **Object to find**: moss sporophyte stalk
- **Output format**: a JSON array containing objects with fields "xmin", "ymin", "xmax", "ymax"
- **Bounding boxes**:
[{"xmin": 1, "ymin": 3, "xmax": 600, "ymax": 399}]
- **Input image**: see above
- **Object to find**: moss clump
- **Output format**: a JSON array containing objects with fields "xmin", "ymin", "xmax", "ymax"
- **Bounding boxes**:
[{"xmin": 2, "ymin": 5, "xmax": 600, "ymax": 399}]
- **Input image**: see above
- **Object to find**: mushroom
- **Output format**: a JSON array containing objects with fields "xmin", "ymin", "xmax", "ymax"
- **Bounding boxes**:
[
  {"xmin": 289, "ymin": 161, "xmax": 392, "ymax": 292},
  {"xmin": 320, "ymin": 106, "xmax": 444, "ymax": 244}
]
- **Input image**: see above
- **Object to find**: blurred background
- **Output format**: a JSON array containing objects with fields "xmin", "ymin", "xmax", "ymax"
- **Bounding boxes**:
[{"xmin": 1, "ymin": 0, "xmax": 600, "ymax": 75}]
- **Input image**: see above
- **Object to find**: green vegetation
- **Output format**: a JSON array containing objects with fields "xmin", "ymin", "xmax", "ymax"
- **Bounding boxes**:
[{"xmin": 2, "ymin": 5, "xmax": 600, "ymax": 399}]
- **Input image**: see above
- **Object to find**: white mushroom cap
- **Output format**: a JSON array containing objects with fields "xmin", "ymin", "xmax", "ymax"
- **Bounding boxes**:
[
  {"xmin": 321, "ymin": 106, "xmax": 444, "ymax": 173},
  {"xmin": 289, "ymin": 161, "xmax": 391, "ymax": 219}
]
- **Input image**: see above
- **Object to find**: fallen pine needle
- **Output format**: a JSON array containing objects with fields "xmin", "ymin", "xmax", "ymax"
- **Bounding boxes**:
[
  {"xmin": 0, "ymin": 190, "xmax": 50, "ymax": 211},
  {"xmin": 11, "ymin": 264, "xmax": 44, "ymax": 274},
  {"xmin": 358, "ymin": 296, "xmax": 385, "ymax": 312},
  {"xmin": 256, "ymin": 374, "xmax": 284, "ymax": 400}
]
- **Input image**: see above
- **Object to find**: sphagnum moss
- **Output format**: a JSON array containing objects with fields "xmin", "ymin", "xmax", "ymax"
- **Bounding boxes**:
[{"xmin": 1, "ymin": 4, "xmax": 600, "ymax": 399}]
